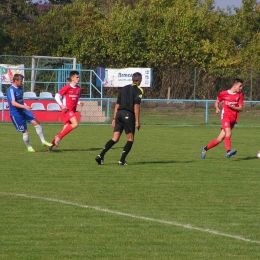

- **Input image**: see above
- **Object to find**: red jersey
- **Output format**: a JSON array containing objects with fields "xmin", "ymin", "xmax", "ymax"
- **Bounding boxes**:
[
  {"xmin": 218, "ymin": 90, "xmax": 244, "ymax": 123},
  {"xmin": 58, "ymin": 84, "xmax": 81, "ymax": 112}
]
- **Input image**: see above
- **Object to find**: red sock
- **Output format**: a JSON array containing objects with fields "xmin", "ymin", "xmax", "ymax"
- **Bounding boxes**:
[
  {"xmin": 224, "ymin": 136, "xmax": 231, "ymax": 151},
  {"xmin": 59, "ymin": 124, "xmax": 74, "ymax": 139},
  {"xmin": 206, "ymin": 139, "xmax": 219, "ymax": 150},
  {"xmin": 52, "ymin": 131, "xmax": 61, "ymax": 145}
]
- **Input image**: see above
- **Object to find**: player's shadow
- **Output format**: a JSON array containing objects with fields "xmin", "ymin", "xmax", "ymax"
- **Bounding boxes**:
[
  {"xmin": 43, "ymin": 147, "xmax": 123, "ymax": 153},
  {"xmin": 237, "ymin": 156, "xmax": 258, "ymax": 161},
  {"xmin": 133, "ymin": 160, "xmax": 195, "ymax": 164}
]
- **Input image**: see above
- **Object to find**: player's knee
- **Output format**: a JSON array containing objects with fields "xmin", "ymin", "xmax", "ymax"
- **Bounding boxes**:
[
  {"xmin": 31, "ymin": 120, "xmax": 39, "ymax": 127},
  {"xmin": 126, "ymin": 133, "xmax": 134, "ymax": 142},
  {"xmin": 71, "ymin": 122, "xmax": 79, "ymax": 128},
  {"xmin": 216, "ymin": 138, "xmax": 223, "ymax": 143}
]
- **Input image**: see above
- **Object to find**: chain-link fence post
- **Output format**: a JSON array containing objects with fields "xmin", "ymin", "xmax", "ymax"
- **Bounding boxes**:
[
  {"xmin": 106, "ymin": 98, "xmax": 111, "ymax": 122},
  {"xmin": 193, "ymin": 67, "xmax": 197, "ymax": 108},
  {"xmin": 250, "ymin": 69, "xmax": 253, "ymax": 109}
]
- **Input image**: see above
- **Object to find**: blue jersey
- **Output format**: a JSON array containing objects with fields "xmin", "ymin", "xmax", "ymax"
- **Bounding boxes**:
[
  {"xmin": 7, "ymin": 85, "xmax": 25, "ymax": 116},
  {"xmin": 7, "ymin": 85, "xmax": 35, "ymax": 132}
]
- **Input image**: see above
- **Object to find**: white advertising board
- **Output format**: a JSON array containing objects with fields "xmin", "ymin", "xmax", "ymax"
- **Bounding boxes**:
[
  {"xmin": 97, "ymin": 67, "xmax": 152, "ymax": 87},
  {"xmin": 0, "ymin": 64, "xmax": 25, "ymax": 84}
]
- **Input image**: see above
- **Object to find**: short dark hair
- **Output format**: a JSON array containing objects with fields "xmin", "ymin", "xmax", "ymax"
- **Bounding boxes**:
[
  {"xmin": 132, "ymin": 72, "xmax": 142, "ymax": 82},
  {"xmin": 233, "ymin": 78, "xmax": 243, "ymax": 84},
  {"xmin": 13, "ymin": 74, "xmax": 24, "ymax": 82},
  {"xmin": 69, "ymin": 70, "xmax": 79, "ymax": 79}
]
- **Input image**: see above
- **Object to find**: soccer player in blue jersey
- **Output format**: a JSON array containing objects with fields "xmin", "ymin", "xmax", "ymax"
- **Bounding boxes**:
[{"xmin": 6, "ymin": 74, "xmax": 52, "ymax": 152}]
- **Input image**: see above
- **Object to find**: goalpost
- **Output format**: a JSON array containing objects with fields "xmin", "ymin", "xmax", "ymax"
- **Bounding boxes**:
[{"xmin": 31, "ymin": 55, "xmax": 77, "ymax": 92}]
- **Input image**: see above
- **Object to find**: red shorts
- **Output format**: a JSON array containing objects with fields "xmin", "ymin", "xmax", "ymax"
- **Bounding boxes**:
[
  {"xmin": 62, "ymin": 110, "xmax": 77, "ymax": 125},
  {"xmin": 221, "ymin": 117, "xmax": 236, "ymax": 130}
]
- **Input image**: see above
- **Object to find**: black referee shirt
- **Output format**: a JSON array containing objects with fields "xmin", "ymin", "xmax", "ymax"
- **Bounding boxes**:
[{"xmin": 117, "ymin": 83, "xmax": 143, "ymax": 114}]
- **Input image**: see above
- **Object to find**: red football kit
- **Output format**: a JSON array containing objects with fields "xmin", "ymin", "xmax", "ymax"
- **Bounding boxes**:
[
  {"xmin": 218, "ymin": 90, "xmax": 244, "ymax": 129},
  {"xmin": 58, "ymin": 84, "xmax": 81, "ymax": 124}
]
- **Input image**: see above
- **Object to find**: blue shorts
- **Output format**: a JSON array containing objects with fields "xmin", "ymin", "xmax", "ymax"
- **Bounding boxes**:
[{"xmin": 10, "ymin": 110, "xmax": 36, "ymax": 132}]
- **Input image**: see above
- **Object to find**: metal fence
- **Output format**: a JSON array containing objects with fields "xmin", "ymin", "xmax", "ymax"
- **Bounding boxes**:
[
  {"xmin": 2, "ymin": 97, "xmax": 260, "ymax": 126},
  {"xmin": 104, "ymin": 98, "xmax": 260, "ymax": 126},
  {"xmin": 1, "ymin": 55, "xmax": 260, "ymax": 125},
  {"xmin": 138, "ymin": 67, "xmax": 260, "ymax": 100},
  {"xmin": 2, "ymin": 55, "xmax": 260, "ymax": 100},
  {"xmin": 0, "ymin": 67, "xmax": 103, "ymax": 99}
]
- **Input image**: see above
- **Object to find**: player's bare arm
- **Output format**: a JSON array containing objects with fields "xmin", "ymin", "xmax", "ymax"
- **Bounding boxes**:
[
  {"xmin": 60, "ymin": 104, "xmax": 68, "ymax": 112},
  {"xmin": 214, "ymin": 100, "xmax": 220, "ymax": 114},
  {"xmin": 55, "ymin": 93, "xmax": 67, "ymax": 111},
  {"xmin": 11, "ymin": 100, "xmax": 31, "ymax": 110},
  {"xmin": 228, "ymin": 104, "xmax": 243, "ymax": 112},
  {"xmin": 134, "ymin": 104, "xmax": 140, "ymax": 130},
  {"xmin": 112, "ymin": 103, "xmax": 120, "ymax": 127}
]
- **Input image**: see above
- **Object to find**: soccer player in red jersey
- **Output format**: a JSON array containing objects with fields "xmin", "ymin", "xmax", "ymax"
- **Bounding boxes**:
[
  {"xmin": 47, "ymin": 71, "xmax": 83, "ymax": 150},
  {"xmin": 201, "ymin": 78, "xmax": 244, "ymax": 159}
]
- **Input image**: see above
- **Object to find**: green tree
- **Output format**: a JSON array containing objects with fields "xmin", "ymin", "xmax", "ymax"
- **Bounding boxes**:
[
  {"xmin": 0, "ymin": 0, "xmax": 39, "ymax": 55},
  {"xmin": 27, "ymin": 0, "xmax": 105, "ymax": 66},
  {"xmin": 33, "ymin": 0, "xmax": 72, "ymax": 3},
  {"xmin": 230, "ymin": 0, "xmax": 260, "ymax": 70}
]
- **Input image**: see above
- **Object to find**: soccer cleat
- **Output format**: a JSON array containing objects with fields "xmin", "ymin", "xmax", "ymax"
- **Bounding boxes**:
[
  {"xmin": 201, "ymin": 146, "xmax": 207, "ymax": 159},
  {"xmin": 53, "ymin": 136, "xmax": 61, "ymax": 147},
  {"xmin": 45, "ymin": 145, "xmax": 53, "ymax": 152},
  {"xmin": 95, "ymin": 155, "xmax": 104, "ymax": 165},
  {"xmin": 226, "ymin": 150, "xmax": 237, "ymax": 158},
  {"xmin": 118, "ymin": 161, "xmax": 128, "ymax": 166},
  {"xmin": 42, "ymin": 141, "xmax": 53, "ymax": 147},
  {"xmin": 28, "ymin": 147, "xmax": 36, "ymax": 152}
]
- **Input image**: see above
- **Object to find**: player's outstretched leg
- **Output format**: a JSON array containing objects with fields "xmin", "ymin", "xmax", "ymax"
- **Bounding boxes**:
[
  {"xmin": 95, "ymin": 139, "xmax": 116, "ymax": 165},
  {"xmin": 118, "ymin": 161, "xmax": 128, "ymax": 166},
  {"xmin": 201, "ymin": 146, "xmax": 207, "ymax": 159},
  {"xmin": 28, "ymin": 147, "xmax": 36, "ymax": 152},
  {"xmin": 23, "ymin": 132, "xmax": 35, "ymax": 152},
  {"xmin": 95, "ymin": 155, "xmax": 104, "ymax": 165},
  {"xmin": 118, "ymin": 141, "xmax": 133, "ymax": 165},
  {"xmin": 51, "ymin": 135, "xmax": 61, "ymax": 147},
  {"xmin": 226, "ymin": 150, "xmax": 237, "ymax": 158},
  {"xmin": 45, "ymin": 145, "xmax": 53, "ymax": 152},
  {"xmin": 34, "ymin": 125, "xmax": 51, "ymax": 146},
  {"xmin": 42, "ymin": 141, "xmax": 52, "ymax": 146}
]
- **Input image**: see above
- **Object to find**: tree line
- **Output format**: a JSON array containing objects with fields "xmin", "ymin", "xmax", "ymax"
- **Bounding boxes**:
[{"xmin": 1, "ymin": 0, "xmax": 260, "ymax": 99}]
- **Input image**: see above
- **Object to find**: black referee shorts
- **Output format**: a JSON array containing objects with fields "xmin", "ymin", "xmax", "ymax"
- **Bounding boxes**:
[{"xmin": 114, "ymin": 110, "xmax": 135, "ymax": 135}]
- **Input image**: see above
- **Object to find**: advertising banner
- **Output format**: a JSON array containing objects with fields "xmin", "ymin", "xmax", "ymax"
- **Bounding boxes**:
[
  {"xmin": 0, "ymin": 64, "xmax": 25, "ymax": 84},
  {"xmin": 96, "ymin": 67, "xmax": 152, "ymax": 87}
]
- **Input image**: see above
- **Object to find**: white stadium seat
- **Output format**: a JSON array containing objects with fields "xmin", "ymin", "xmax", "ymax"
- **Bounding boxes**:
[
  {"xmin": 39, "ymin": 92, "xmax": 53, "ymax": 98},
  {"xmin": 0, "ymin": 101, "xmax": 9, "ymax": 110},
  {"xmin": 47, "ymin": 103, "xmax": 61, "ymax": 111},
  {"xmin": 31, "ymin": 102, "xmax": 46, "ymax": 111},
  {"xmin": 23, "ymin": 92, "xmax": 37, "ymax": 98}
]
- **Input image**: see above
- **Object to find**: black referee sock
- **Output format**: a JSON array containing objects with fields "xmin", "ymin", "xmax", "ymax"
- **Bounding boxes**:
[
  {"xmin": 120, "ymin": 141, "xmax": 133, "ymax": 163},
  {"xmin": 100, "ymin": 139, "xmax": 116, "ymax": 158}
]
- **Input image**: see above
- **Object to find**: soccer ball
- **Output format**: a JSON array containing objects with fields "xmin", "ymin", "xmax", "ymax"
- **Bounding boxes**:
[{"xmin": 257, "ymin": 151, "xmax": 260, "ymax": 159}]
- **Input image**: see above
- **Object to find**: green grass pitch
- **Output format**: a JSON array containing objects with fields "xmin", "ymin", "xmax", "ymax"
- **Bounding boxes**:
[{"xmin": 0, "ymin": 123, "xmax": 260, "ymax": 259}]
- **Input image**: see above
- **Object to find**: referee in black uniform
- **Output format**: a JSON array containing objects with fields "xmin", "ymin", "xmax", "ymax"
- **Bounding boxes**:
[{"xmin": 95, "ymin": 72, "xmax": 143, "ymax": 165}]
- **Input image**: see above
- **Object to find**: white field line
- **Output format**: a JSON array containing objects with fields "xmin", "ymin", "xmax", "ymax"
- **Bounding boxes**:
[{"xmin": 1, "ymin": 192, "xmax": 260, "ymax": 244}]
